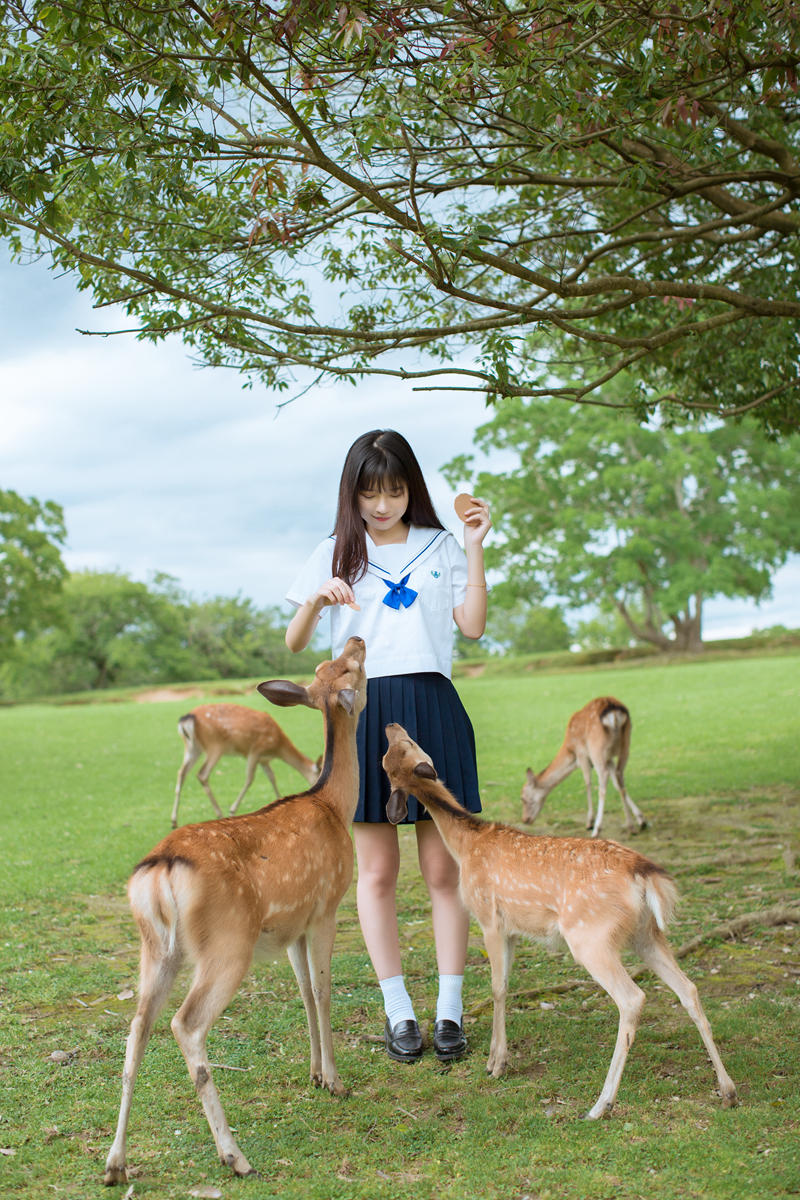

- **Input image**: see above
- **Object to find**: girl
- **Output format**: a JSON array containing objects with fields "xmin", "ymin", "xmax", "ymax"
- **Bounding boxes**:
[{"xmin": 285, "ymin": 429, "xmax": 490, "ymax": 1063}]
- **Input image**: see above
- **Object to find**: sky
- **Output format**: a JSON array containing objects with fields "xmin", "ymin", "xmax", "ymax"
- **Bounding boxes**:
[{"xmin": 1, "ymin": 250, "xmax": 797, "ymax": 642}]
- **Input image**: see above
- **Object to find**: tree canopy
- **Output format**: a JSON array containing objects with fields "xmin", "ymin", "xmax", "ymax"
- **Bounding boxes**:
[
  {"xmin": 0, "ymin": 488, "xmax": 67, "ymax": 649},
  {"xmin": 0, "ymin": 569, "xmax": 321, "ymax": 698},
  {"xmin": 1, "ymin": 2, "xmax": 799, "ymax": 433},
  {"xmin": 443, "ymin": 398, "xmax": 800, "ymax": 650}
]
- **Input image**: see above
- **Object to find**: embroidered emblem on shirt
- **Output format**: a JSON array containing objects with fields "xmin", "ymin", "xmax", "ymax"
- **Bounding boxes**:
[{"xmin": 430, "ymin": 569, "xmax": 441, "ymax": 579}]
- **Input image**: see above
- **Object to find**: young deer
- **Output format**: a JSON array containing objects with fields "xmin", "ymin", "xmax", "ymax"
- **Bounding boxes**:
[
  {"xmin": 521, "ymin": 696, "xmax": 646, "ymax": 837},
  {"xmin": 171, "ymin": 702, "xmax": 322, "ymax": 828},
  {"xmin": 383, "ymin": 724, "xmax": 737, "ymax": 1120},
  {"xmin": 104, "ymin": 637, "xmax": 367, "ymax": 1186}
]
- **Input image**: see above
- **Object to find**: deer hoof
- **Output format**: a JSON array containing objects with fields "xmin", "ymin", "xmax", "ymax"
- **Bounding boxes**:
[{"xmin": 103, "ymin": 1164, "xmax": 127, "ymax": 1186}]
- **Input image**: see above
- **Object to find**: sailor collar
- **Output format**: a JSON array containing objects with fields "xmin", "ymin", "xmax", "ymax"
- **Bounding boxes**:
[{"xmin": 363, "ymin": 527, "xmax": 448, "ymax": 581}]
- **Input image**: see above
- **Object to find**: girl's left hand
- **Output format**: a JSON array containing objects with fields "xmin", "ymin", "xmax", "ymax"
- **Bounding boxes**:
[{"xmin": 461, "ymin": 498, "xmax": 492, "ymax": 546}]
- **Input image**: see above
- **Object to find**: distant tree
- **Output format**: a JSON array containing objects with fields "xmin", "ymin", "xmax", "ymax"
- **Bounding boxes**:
[
  {"xmin": 0, "ymin": 489, "xmax": 67, "ymax": 650},
  {"xmin": 55, "ymin": 571, "xmax": 182, "ymax": 689},
  {"xmin": 572, "ymin": 609, "xmax": 643, "ymax": 651},
  {"xmin": 486, "ymin": 600, "xmax": 572, "ymax": 655},
  {"xmin": 444, "ymin": 399, "xmax": 800, "ymax": 652},
  {"xmin": 1, "ymin": 3, "xmax": 799, "ymax": 432},
  {"xmin": 185, "ymin": 594, "xmax": 315, "ymax": 678}
]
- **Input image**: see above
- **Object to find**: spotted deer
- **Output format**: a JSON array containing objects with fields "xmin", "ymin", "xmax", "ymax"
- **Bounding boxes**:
[
  {"xmin": 171, "ymin": 702, "xmax": 322, "ymax": 827},
  {"xmin": 383, "ymin": 723, "xmax": 737, "ymax": 1120},
  {"xmin": 104, "ymin": 637, "xmax": 367, "ymax": 1185},
  {"xmin": 521, "ymin": 696, "xmax": 646, "ymax": 837}
]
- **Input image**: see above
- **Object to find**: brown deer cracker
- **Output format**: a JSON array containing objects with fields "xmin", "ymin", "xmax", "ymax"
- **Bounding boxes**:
[{"xmin": 454, "ymin": 493, "xmax": 478, "ymax": 522}]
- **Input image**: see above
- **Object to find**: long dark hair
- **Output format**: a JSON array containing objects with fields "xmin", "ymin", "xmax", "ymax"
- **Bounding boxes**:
[{"xmin": 331, "ymin": 430, "xmax": 445, "ymax": 586}]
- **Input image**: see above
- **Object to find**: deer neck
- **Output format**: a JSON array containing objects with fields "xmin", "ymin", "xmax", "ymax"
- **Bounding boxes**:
[
  {"xmin": 310, "ymin": 700, "xmax": 361, "ymax": 825},
  {"xmin": 411, "ymin": 779, "xmax": 478, "ymax": 862},
  {"xmin": 278, "ymin": 736, "xmax": 315, "ymax": 780},
  {"xmin": 534, "ymin": 743, "xmax": 577, "ymax": 794}
]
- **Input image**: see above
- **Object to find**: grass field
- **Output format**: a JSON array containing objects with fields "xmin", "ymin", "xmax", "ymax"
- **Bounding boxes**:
[{"xmin": 0, "ymin": 653, "xmax": 798, "ymax": 1198}]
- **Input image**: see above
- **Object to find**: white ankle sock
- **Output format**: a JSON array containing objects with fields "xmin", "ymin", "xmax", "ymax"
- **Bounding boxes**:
[
  {"xmin": 379, "ymin": 974, "xmax": 416, "ymax": 1027},
  {"xmin": 436, "ymin": 974, "xmax": 464, "ymax": 1024}
]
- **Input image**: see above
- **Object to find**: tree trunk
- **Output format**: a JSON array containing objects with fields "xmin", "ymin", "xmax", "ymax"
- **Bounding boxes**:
[{"xmin": 669, "ymin": 593, "xmax": 704, "ymax": 652}]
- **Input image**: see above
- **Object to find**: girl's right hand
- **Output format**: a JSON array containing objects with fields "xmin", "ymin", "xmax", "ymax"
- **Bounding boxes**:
[{"xmin": 311, "ymin": 577, "xmax": 361, "ymax": 612}]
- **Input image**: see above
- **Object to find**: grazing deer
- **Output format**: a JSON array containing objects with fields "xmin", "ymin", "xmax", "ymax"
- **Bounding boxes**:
[
  {"xmin": 104, "ymin": 637, "xmax": 367, "ymax": 1186},
  {"xmin": 171, "ymin": 702, "xmax": 322, "ymax": 828},
  {"xmin": 521, "ymin": 696, "xmax": 646, "ymax": 837},
  {"xmin": 383, "ymin": 724, "xmax": 737, "ymax": 1120}
]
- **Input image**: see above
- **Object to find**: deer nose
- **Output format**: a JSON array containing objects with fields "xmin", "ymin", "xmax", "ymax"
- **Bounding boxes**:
[{"xmin": 350, "ymin": 636, "xmax": 364, "ymax": 644}]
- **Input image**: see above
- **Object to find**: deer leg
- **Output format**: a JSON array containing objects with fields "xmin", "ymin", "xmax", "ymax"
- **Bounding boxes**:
[
  {"xmin": 590, "ymin": 767, "xmax": 609, "ymax": 838},
  {"xmin": 578, "ymin": 758, "xmax": 594, "ymax": 830},
  {"xmin": 260, "ymin": 760, "xmax": 281, "ymax": 800},
  {"xmin": 286, "ymin": 935, "xmax": 322, "ymax": 1087},
  {"xmin": 228, "ymin": 753, "xmax": 259, "ymax": 816},
  {"xmin": 172, "ymin": 743, "xmax": 202, "ymax": 829},
  {"xmin": 105, "ymin": 940, "xmax": 183, "ymax": 1184},
  {"xmin": 305, "ymin": 914, "xmax": 348, "ymax": 1096},
  {"xmin": 170, "ymin": 950, "xmax": 256, "ymax": 1177},
  {"xmin": 566, "ymin": 931, "xmax": 646, "ymax": 1118},
  {"xmin": 638, "ymin": 931, "xmax": 737, "ymax": 1108},
  {"xmin": 610, "ymin": 766, "xmax": 647, "ymax": 832},
  {"xmin": 196, "ymin": 751, "xmax": 225, "ymax": 819},
  {"xmin": 483, "ymin": 925, "xmax": 518, "ymax": 1078}
]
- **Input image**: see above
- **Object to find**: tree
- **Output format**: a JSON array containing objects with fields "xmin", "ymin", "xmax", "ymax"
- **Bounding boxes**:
[
  {"xmin": 485, "ymin": 600, "xmax": 572, "ymax": 655},
  {"xmin": 1, "ymin": 2, "xmax": 798, "ymax": 433},
  {"xmin": 56, "ymin": 570, "xmax": 184, "ymax": 689},
  {"xmin": 0, "ymin": 488, "xmax": 67, "ymax": 649},
  {"xmin": 443, "ymin": 399, "xmax": 800, "ymax": 651}
]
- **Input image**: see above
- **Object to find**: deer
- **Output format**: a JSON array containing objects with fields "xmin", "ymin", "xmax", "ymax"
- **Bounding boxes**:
[
  {"xmin": 521, "ymin": 696, "xmax": 646, "ymax": 837},
  {"xmin": 171, "ymin": 702, "xmax": 322, "ymax": 828},
  {"xmin": 382, "ymin": 723, "xmax": 737, "ymax": 1120},
  {"xmin": 104, "ymin": 636, "xmax": 367, "ymax": 1186}
]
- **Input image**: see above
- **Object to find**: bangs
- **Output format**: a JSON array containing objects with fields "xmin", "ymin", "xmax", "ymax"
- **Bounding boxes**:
[{"xmin": 357, "ymin": 452, "xmax": 407, "ymax": 494}]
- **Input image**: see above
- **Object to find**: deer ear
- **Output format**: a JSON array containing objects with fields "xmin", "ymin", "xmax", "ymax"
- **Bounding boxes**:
[
  {"xmin": 413, "ymin": 761, "xmax": 437, "ymax": 780},
  {"xmin": 336, "ymin": 687, "xmax": 357, "ymax": 716},
  {"xmin": 386, "ymin": 789, "xmax": 408, "ymax": 825},
  {"xmin": 257, "ymin": 680, "xmax": 310, "ymax": 708},
  {"xmin": 525, "ymin": 767, "xmax": 535, "ymax": 783}
]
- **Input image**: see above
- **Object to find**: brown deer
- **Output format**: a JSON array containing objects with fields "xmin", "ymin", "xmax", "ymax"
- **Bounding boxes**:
[
  {"xmin": 104, "ymin": 637, "xmax": 367, "ymax": 1186},
  {"xmin": 521, "ymin": 696, "xmax": 646, "ymax": 837},
  {"xmin": 171, "ymin": 702, "xmax": 322, "ymax": 828},
  {"xmin": 383, "ymin": 723, "xmax": 737, "ymax": 1120}
]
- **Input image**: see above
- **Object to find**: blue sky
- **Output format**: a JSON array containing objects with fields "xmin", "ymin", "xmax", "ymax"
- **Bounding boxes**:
[{"xmin": 1, "ymin": 250, "xmax": 797, "ymax": 640}]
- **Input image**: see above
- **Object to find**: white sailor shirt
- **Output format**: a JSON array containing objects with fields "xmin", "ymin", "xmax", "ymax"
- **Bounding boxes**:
[{"xmin": 286, "ymin": 525, "xmax": 470, "ymax": 679}]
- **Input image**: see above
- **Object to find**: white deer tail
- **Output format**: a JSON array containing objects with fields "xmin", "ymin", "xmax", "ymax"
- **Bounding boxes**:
[{"xmin": 642, "ymin": 869, "xmax": 678, "ymax": 932}]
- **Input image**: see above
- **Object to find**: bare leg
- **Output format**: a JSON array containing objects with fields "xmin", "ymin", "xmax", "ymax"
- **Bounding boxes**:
[
  {"xmin": 482, "ymin": 925, "xmax": 518, "ymax": 1078},
  {"xmin": 228, "ymin": 753, "xmax": 259, "ymax": 816},
  {"xmin": 416, "ymin": 821, "xmax": 469, "ymax": 975},
  {"xmin": 172, "ymin": 743, "xmax": 202, "ymax": 828},
  {"xmin": 639, "ymin": 932, "xmax": 737, "ymax": 1107},
  {"xmin": 352, "ymin": 823, "xmax": 402, "ymax": 980},
  {"xmin": 196, "ymin": 751, "xmax": 225, "ymax": 819},
  {"xmin": 105, "ymin": 943, "xmax": 182, "ymax": 1184}
]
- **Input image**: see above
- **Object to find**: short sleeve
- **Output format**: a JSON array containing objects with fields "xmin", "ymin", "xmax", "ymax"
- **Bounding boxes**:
[
  {"xmin": 285, "ymin": 538, "xmax": 335, "ymax": 609},
  {"xmin": 446, "ymin": 533, "xmax": 469, "ymax": 608}
]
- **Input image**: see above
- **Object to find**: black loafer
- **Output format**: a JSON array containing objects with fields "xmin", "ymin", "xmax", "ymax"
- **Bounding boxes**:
[
  {"xmin": 384, "ymin": 1018, "xmax": 423, "ymax": 1062},
  {"xmin": 433, "ymin": 1019, "xmax": 468, "ymax": 1062}
]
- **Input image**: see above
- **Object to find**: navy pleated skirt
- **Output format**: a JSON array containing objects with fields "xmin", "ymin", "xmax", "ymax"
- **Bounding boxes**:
[{"xmin": 354, "ymin": 672, "xmax": 482, "ymax": 824}]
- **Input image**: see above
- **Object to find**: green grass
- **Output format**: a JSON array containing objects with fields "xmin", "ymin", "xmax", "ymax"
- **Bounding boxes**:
[{"xmin": 0, "ymin": 654, "xmax": 798, "ymax": 1198}]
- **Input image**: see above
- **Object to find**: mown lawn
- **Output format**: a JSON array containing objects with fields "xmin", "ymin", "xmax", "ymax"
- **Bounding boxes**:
[{"xmin": 0, "ymin": 652, "xmax": 798, "ymax": 1199}]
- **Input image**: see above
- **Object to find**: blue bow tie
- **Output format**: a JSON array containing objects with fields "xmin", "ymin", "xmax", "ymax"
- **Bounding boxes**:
[{"xmin": 381, "ymin": 574, "xmax": 418, "ymax": 610}]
